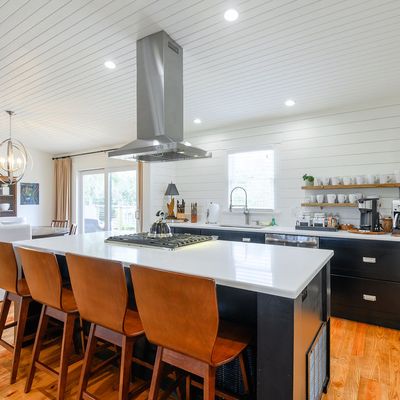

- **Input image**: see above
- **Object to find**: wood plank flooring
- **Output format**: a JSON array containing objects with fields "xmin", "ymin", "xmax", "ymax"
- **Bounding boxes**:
[{"xmin": 1, "ymin": 305, "xmax": 400, "ymax": 399}]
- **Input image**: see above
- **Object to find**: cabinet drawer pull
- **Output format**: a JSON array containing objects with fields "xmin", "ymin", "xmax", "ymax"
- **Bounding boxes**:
[
  {"xmin": 363, "ymin": 294, "xmax": 377, "ymax": 302},
  {"xmin": 242, "ymin": 238, "xmax": 251, "ymax": 242},
  {"xmin": 363, "ymin": 257, "xmax": 376, "ymax": 264}
]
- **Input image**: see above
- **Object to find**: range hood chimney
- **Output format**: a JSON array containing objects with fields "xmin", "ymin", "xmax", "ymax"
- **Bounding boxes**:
[{"xmin": 109, "ymin": 31, "xmax": 211, "ymax": 162}]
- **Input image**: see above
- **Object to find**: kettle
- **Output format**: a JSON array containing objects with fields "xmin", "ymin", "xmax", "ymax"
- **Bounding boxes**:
[{"xmin": 149, "ymin": 210, "xmax": 172, "ymax": 238}]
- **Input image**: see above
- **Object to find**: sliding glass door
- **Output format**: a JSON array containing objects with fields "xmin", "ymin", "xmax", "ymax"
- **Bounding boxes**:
[{"xmin": 79, "ymin": 167, "xmax": 138, "ymax": 233}]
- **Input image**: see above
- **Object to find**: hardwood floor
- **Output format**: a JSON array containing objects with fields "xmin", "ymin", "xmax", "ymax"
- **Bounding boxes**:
[{"xmin": 1, "ymin": 305, "xmax": 400, "ymax": 399}]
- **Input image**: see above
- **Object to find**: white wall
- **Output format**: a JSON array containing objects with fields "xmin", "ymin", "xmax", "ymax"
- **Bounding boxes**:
[
  {"xmin": 149, "ymin": 102, "xmax": 400, "ymax": 227},
  {"xmin": 17, "ymin": 147, "xmax": 54, "ymax": 226}
]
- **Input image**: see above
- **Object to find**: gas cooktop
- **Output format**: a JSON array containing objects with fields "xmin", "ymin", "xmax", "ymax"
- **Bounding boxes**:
[{"xmin": 105, "ymin": 233, "xmax": 213, "ymax": 250}]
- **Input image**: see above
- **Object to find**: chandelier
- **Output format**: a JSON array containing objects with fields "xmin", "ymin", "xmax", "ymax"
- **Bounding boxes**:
[{"xmin": 0, "ymin": 111, "xmax": 28, "ymax": 185}]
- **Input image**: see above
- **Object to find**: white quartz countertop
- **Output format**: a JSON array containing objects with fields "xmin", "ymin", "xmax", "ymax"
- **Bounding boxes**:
[
  {"xmin": 15, "ymin": 232, "xmax": 333, "ymax": 299},
  {"xmin": 171, "ymin": 222, "xmax": 400, "ymax": 242}
]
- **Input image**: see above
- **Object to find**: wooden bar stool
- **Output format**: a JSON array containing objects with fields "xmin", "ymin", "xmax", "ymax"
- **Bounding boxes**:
[
  {"xmin": 17, "ymin": 246, "xmax": 83, "ymax": 400},
  {"xmin": 65, "ymin": 253, "xmax": 148, "ymax": 400},
  {"xmin": 130, "ymin": 265, "xmax": 252, "ymax": 400},
  {"xmin": 0, "ymin": 242, "xmax": 34, "ymax": 384}
]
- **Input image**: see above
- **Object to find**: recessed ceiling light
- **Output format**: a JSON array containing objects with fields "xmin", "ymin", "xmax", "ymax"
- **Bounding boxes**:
[
  {"xmin": 104, "ymin": 60, "xmax": 116, "ymax": 69},
  {"xmin": 285, "ymin": 99, "xmax": 296, "ymax": 107},
  {"xmin": 224, "ymin": 9, "xmax": 239, "ymax": 22},
  {"xmin": 193, "ymin": 118, "xmax": 202, "ymax": 124}
]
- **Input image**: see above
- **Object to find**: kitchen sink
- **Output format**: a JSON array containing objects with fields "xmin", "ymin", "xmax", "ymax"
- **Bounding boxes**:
[{"xmin": 217, "ymin": 224, "xmax": 265, "ymax": 229}]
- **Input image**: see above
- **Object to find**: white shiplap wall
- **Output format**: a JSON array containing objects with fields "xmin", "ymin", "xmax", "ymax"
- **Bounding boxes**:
[{"xmin": 149, "ymin": 102, "xmax": 400, "ymax": 227}]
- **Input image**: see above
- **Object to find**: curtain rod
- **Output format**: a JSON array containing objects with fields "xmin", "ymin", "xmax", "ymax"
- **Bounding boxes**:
[{"xmin": 52, "ymin": 148, "xmax": 118, "ymax": 160}]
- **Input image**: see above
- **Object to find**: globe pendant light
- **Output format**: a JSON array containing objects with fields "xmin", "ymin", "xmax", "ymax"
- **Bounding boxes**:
[{"xmin": 0, "ymin": 111, "xmax": 27, "ymax": 185}]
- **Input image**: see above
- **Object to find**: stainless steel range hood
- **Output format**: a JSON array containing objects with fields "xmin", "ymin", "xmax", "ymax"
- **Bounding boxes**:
[{"xmin": 109, "ymin": 31, "xmax": 211, "ymax": 162}]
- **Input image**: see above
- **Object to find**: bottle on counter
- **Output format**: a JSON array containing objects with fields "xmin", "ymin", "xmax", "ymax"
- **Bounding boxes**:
[{"xmin": 191, "ymin": 202, "xmax": 198, "ymax": 223}]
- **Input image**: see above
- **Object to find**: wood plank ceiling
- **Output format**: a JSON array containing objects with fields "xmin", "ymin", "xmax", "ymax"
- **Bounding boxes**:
[{"xmin": 0, "ymin": 0, "xmax": 399, "ymax": 154}]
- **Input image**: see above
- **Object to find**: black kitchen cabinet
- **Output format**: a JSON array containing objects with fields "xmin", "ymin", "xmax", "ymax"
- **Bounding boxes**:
[
  {"xmin": 171, "ymin": 226, "xmax": 202, "ymax": 235},
  {"xmin": 320, "ymin": 237, "xmax": 400, "ymax": 329}
]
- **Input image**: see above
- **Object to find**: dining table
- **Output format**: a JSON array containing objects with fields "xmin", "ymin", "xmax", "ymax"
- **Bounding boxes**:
[{"xmin": 32, "ymin": 226, "xmax": 69, "ymax": 239}]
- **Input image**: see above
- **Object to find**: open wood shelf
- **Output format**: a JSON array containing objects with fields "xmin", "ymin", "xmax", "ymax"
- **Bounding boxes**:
[
  {"xmin": 301, "ymin": 202, "xmax": 357, "ymax": 208},
  {"xmin": 302, "ymin": 183, "xmax": 400, "ymax": 190}
]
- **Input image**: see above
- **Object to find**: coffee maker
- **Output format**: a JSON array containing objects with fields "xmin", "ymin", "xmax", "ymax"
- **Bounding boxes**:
[
  {"xmin": 393, "ymin": 200, "xmax": 400, "ymax": 234},
  {"xmin": 358, "ymin": 197, "xmax": 380, "ymax": 232}
]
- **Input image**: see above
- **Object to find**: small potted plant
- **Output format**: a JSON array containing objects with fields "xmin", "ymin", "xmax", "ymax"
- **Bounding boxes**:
[{"xmin": 303, "ymin": 174, "xmax": 315, "ymax": 187}]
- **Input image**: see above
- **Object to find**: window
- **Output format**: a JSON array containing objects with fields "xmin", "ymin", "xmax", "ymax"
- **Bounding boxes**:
[
  {"xmin": 79, "ymin": 167, "xmax": 138, "ymax": 233},
  {"xmin": 228, "ymin": 149, "xmax": 274, "ymax": 210}
]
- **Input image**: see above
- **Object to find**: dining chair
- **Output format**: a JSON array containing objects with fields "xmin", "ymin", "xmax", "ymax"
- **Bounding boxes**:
[{"xmin": 51, "ymin": 220, "xmax": 69, "ymax": 228}]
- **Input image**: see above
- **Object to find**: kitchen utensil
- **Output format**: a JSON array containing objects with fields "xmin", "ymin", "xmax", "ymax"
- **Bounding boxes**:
[
  {"xmin": 366, "ymin": 175, "xmax": 376, "ymax": 184},
  {"xmin": 0, "ymin": 203, "xmax": 10, "ymax": 211},
  {"xmin": 355, "ymin": 176, "xmax": 365, "ymax": 185},
  {"xmin": 317, "ymin": 195, "xmax": 325, "ymax": 204},
  {"xmin": 149, "ymin": 210, "xmax": 172, "ymax": 238},
  {"xmin": 327, "ymin": 194, "xmax": 337, "ymax": 203},
  {"xmin": 382, "ymin": 217, "xmax": 393, "ymax": 233},
  {"xmin": 176, "ymin": 199, "xmax": 186, "ymax": 220},
  {"xmin": 343, "ymin": 177, "xmax": 352, "ymax": 185},
  {"xmin": 206, "ymin": 202, "xmax": 220, "ymax": 224},
  {"xmin": 338, "ymin": 194, "xmax": 347, "ymax": 203},
  {"xmin": 331, "ymin": 177, "xmax": 341, "ymax": 185}
]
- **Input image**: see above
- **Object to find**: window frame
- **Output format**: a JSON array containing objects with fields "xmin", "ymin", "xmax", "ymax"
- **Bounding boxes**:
[{"xmin": 227, "ymin": 147, "xmax": 276, "ymax": 212}]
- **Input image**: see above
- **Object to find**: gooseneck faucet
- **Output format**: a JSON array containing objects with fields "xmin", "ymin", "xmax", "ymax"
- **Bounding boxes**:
[{"xmin": 229, "ymin": 186, "xmax": 250, "ymax": 225}]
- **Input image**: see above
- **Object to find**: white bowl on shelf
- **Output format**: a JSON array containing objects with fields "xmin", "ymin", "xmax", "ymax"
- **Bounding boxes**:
[{"xmin": 0, "ymin": 203, "xmax": 10, "ymax": 211}]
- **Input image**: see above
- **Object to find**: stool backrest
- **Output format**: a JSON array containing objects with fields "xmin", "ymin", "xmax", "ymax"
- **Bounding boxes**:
[
  {"xmin": 131, "ymin": 265, "xmax": 219, "ymax": 364},
  {"xmin": 17, "ymin": 247, "xmax": 63, "ymax": 309},
  {"xmin": 66, "ymin": 253, "xmax": 128, "ymax": 334},
  {"xmin": 0, "ymin": 242, "xmax": 18, "ymax": 294}
]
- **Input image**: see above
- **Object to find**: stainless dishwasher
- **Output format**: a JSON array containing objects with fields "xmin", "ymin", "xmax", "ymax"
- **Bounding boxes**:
[{"xmin": 265, "ymin": 233, "xmax": 319, "ymax": 248}]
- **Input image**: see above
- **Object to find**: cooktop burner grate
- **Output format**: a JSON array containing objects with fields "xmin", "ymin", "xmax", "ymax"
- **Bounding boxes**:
[{"xmin": 105, "ymin": 233, "xmax": 213, "ymax": 250}]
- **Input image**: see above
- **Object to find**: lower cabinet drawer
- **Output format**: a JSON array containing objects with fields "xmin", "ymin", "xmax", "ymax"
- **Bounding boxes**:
[{"xmin": 331, "ymin": 274, "xmax": 400, "ymax": 329}]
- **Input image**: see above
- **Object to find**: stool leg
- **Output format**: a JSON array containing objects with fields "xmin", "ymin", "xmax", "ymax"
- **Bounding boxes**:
[
  {"xmin": 10, "ymin": 296, "xmax": 30, "ymax": 384},
  {"xmin": 186, "ymin": 375, "xmax": 191, "ymax": 400},
  {"xmin": 25, "ymin": 305, "xmax": 49, "ymax": 393},
  {"xmin": 239, "ymin": 352, "xmax": 249, "ymax": 394},
  {"xmin": 148, "ymin": 346, "xmax": 165, "ymax": 400},
  {"xmin": 119, "ymin": 336, "xmax": 135, "ymax": 400},
  {"xmin": 203, "ymin": 366, "xmax": 215, "ymax": 400},
  {"xmin": 0, "ymin": 292, "xmax": 11, "ymax": 339},
  {"xmin": 57, "ymin": 313, "xmax": 76, "ymax": 400},
  {"xmin": 77, "ymin": 323, "xmax": 97, "ymax": 400}
]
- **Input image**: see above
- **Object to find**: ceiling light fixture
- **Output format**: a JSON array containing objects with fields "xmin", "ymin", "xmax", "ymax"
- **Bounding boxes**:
[
  {"xmin": 224, "ymin": 9, "xmax": 239, "ymax": 22},
  {"xmin": 285, "ymin": 99, "xmax": 296, "ymax": 107},
  {"xmin": 0, "ymin": 111, "xmax": 28, "ymax": 186},
  {"xmin": 193, "ymin": 118, "xmax": 202, "ymax": 124},
  {"xmin": 104, "ymin": 60, "xmax": 116, "ymax": 69}
]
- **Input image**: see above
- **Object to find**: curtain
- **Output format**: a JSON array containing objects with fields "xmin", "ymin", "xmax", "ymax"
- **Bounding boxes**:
[
  {"xmin": 137, "ymin": 161, "xmax": 144, "ymax": 232},
  {"xmin": 54, "ymin": 158, "xmax": 72, "ymax": 222}
]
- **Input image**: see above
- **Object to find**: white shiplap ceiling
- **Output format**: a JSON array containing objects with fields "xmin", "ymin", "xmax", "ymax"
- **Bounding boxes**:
[{"xmin": 0, "ymin": 0, "xmax": 399, "ymax": 155}]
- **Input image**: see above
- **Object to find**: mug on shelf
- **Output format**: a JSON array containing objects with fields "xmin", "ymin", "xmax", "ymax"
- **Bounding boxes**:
[
  {"xmin": 343, "ymin": 176, "xmax": 352, "ymax": 185},
  {"xmin": 331, "ymin": 177, "xmax": 341, "ymax": 185},
  {"xmin": 338, "ymin": 194, "xmax": 347, "ymax": 203},
  {"xmin": 366, "ymin": 175, "xmax": 376, "ymax": 184},
  {"xmin": 379, "ymin": 174, "xmax": 390, "ymax": 184},
  {"xmin": 322, "ymin": 177, "xmax": 330, "ymax": 186},
  {"xmin": 327, "ymin": 194, "xmax": 337, "ymax": 203},
  {"xmin": 355, "ymin": 176, "xmax": 365, "ymax": 185},
  {"xmin": 394, "ymin": 170, "xmax": 400, "ymax": 183},
  {"xmin": 310, "ymin": 195, "xmax": 317, "ymax": 203},
  {"xmin": 349, "ymin": 194, "xmax": 357, "ymax": 203},
  {"xmin": 317, "ymin": 194, "xmax": 325, "ymax": 204}
]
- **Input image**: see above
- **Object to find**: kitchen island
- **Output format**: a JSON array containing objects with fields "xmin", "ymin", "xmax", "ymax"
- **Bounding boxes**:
[{"xmin": 15, "ymin": 232, "xmax": 333, "ymax": 400}]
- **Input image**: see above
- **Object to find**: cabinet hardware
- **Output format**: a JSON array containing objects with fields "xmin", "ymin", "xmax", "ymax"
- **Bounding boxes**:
[
  {"xmin": 242, "ymin": 238, "xmax": 251, "ymax": 242},
  {"xmin": 363, "ymin": 294, "xmax": 377, "ymax": 302},
  {"xmin": 362, "ymin": 257, "xmax": 376, "ymax": 264}
]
